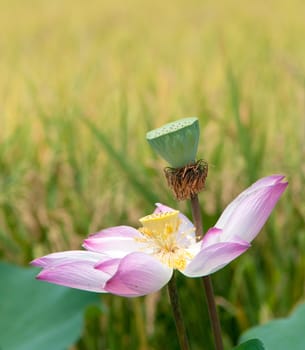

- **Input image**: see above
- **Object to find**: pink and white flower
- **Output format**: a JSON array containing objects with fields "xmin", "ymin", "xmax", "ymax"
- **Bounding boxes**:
[{"xmin": 32, "ymin": 175, "xmax": 288, "ymax": 297}]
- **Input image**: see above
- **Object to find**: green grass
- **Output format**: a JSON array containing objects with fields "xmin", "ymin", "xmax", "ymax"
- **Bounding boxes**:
[{"xmin": 0, "ymin": 0, "xmax": 305, "ymax": 348}]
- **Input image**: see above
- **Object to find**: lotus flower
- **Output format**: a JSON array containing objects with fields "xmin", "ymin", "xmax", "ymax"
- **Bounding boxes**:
[{"xmin": 32, "ymin": 175, "xmax": 287, "ymax": 297}]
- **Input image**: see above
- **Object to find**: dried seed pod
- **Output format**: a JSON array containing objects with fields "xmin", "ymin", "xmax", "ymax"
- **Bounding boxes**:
[{"xmin": 164, "ymin": 160, "xmax": 208, "ymax": 200}]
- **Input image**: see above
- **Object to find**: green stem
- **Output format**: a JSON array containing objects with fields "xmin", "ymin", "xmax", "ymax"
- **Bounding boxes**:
[
  {"xmin": 202, "ymin": 276, "xmax": 224, "ymax": 350},
  {"xmin": 190, "ymin": 195, "xmax": 204, "ymax": 240},
  {"xmin": 190, "ymin": 195, "xmax": 224, "ymax": 350},
  {"xmin": 167, "ymin": 272, "xmax": 190, "ymax": 350}
]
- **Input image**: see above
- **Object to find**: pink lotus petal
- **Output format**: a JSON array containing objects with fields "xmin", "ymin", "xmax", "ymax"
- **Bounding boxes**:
[
  {"xmin": 215, "ymin": 175, "xmax": 288, "ymax": 242},
  {"xmin": 36, "ymin": 259, "xmax": 111, "ymax": 293},
  {"xmin": 103, "ymin": 252, "xmax": 173, "ymax": 297},
  {"xmin": 154, "ymin": 203, "xmax": 174, "ymax": 213},
  {"xmin": 182, "ymin": 241, "xmax": 250, "ymax": 277},
  {"xmin": 201, "ymin": 228, "xmax": 223, "ymax": 247},
  {"xmin": 83, "ymin": 226, "xmax": 144, "ymax": 258},
  {"xmin": 32, "ymin": 175, "xmax": 287, "ymax": 296},
  {"xmin": 243, "ymin": 175, "xmax": 286, "ymax": 192},
  {"xmin": 31, "ymin": 250, "xmax": 105, "ymax": 268},
  {"xmin": 95, "ymin": 259, "xmax": 121, "ymax": 275},
  {"xmin": 88, "ymin": 226, "xmax": 142, "ymax": 239}
]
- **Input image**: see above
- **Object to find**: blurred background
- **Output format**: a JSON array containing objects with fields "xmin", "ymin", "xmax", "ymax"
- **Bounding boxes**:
[{"xmin": 0, "ymin": 0, "xmax": 304, "ymax": 349}]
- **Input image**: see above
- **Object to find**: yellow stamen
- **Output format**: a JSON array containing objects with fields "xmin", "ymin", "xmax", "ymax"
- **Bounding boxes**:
[
  {"xmin": 137, "ymin": 211, "xmax": 193, "ymax": 270},
  {"xmin": 139, "ymin": 210, "xmax": 180, "ymax": 235}
]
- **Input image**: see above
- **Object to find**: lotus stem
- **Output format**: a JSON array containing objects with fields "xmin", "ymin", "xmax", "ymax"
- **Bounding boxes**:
[
  {"xmin": 190, "ymin": 194, "xmax": 224, "ymax": 350},
  {"xmin": 167, "ymin": 272, "xmax": 190, "ymax": 350}
]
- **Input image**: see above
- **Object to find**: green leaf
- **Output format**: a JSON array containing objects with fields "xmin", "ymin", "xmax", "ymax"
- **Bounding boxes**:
[
  {"xmin": 234, "ymin": 338, "xmax": 265, "ymax": 350},
  {"xmin": 0, "ymin": 262, "xmax": 100, "ymax": 350},
  {"xmin": 240, "ymin": 303, "xmax": 305, "ymax": 350}
]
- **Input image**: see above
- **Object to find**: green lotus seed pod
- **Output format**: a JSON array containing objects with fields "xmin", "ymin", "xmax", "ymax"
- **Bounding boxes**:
[{"xmin": 146, "ymin": 117, "xmax": 200, "ymax": 168}]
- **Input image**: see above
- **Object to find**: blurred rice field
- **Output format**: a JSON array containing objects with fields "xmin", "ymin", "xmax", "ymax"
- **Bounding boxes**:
[{"xmin": 1, "ymin": 0, "xmax": 305, "ymax": 349}]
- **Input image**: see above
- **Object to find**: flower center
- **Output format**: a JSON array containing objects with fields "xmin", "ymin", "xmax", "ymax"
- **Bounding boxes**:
[{"xmin": 138, "ymin": 211, "xmax": 192, "ymax": 270}]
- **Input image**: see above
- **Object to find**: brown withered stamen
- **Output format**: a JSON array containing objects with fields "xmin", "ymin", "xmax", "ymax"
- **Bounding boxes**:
[{"xmin": 164, "ymin": 160, "xmax": 208, "ymax": 200}]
